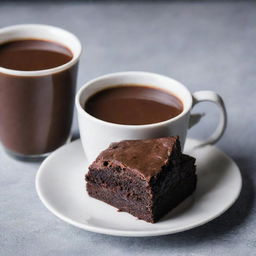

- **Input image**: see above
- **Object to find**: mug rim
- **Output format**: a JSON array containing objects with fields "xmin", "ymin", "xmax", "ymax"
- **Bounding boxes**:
[
  {"xmin": 76, "ymin": 71, "xmax": 193, "ymax": 129},
  {"xmin": 0, "ymin": 24, "xmax": 82, "ymax": 77}
]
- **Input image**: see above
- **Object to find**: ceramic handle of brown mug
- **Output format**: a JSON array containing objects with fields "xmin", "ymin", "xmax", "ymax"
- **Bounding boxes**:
[{"xmin": 191, "ymin": 90, "xmax": 227, "ymax": 146}]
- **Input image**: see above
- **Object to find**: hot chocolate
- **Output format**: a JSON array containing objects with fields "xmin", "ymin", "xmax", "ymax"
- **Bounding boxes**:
[
  {"xmin": 84, "ymin": 85, "xmax": 183, "ymax": 125},
  {"xmin": 0, "ymin": 39, "xmax": 72, "ymax": 71}
]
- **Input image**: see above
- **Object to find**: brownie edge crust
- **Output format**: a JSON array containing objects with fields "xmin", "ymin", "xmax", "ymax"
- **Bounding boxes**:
[{"xmin": 85, "ymin": 137, "xmax": 197, "ymax": 223}]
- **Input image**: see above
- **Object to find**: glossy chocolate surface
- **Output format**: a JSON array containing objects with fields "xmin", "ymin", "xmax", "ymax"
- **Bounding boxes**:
[
  {"xmin": 0, "ymin": 39, "xmax": 72, "ymax": 71},
  {"xmin": 84, "ymin": 85, "xmax": 183, "ymax": 125}
]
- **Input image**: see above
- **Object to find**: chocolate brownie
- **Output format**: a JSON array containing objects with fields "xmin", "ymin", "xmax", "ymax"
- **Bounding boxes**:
[{"xmin": 85, "ymin": 136, "xmax": 197, "ymax": 223}]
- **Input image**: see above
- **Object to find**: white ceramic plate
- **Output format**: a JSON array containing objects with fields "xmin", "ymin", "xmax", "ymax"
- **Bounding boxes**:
[{"xmin": 36, "ymin": 139, "xmax": 242, "ymax": 237}]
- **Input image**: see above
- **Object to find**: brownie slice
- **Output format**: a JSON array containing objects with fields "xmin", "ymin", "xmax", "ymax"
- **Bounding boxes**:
[{"xmin": 85, "ymin": 136, "xmax": 197, "ymax": 223}]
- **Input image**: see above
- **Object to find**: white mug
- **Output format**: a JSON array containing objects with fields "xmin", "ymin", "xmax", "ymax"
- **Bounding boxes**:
[{"xmin": 76, "ymin": 71, "xmax": 227, "ymax": 162}]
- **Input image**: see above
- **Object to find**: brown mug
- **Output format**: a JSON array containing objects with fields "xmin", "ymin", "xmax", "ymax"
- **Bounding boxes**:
[{"xmin": 0, "ymin": 24, "xmax": 82, "ymax": 161}]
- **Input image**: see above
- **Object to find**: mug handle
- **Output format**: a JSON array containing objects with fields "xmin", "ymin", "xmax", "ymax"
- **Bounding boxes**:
[{"xmin": 191, "ymin": 90, "xmax": 227, "ymax": 146}]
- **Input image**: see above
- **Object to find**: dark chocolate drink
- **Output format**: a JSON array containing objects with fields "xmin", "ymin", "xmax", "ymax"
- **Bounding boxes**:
[
  {"xmin": 84, "ymin": 85, "xmax": 183, "ymax": 125},
  {"xmin": 0, "ymin": 39, "xmax": 78, "ymax": 157},
  {"xmin": 0, "ymin": 39, "xmax": 72, "ymax": 71}
]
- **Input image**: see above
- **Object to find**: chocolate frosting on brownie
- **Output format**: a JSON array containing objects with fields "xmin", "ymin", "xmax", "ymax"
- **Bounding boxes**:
[{"xmin": 90, "ymin": 136, "xmax": 180, "ymax": 180}]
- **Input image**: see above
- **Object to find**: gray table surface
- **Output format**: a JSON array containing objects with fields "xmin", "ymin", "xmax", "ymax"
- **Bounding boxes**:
[{"xmin": 0, "ymin": 1, "xmax": 255, "ymax": 255}]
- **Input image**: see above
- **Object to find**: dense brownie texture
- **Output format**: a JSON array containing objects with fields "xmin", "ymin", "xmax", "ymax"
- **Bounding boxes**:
[{"xmin": 85, "ymin": 137, "xmax": 197, "ymax": 223}]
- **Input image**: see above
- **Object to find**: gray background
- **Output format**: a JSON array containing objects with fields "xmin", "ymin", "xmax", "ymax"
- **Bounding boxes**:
[{"xmin": 0, "ymin": 1, "xmax": 255, "ymax": 255}]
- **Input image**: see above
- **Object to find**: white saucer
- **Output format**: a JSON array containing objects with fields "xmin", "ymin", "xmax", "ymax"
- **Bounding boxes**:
[{"xmin": 36, "ymin": 139, "xmax": 242, "ymax": 237}]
